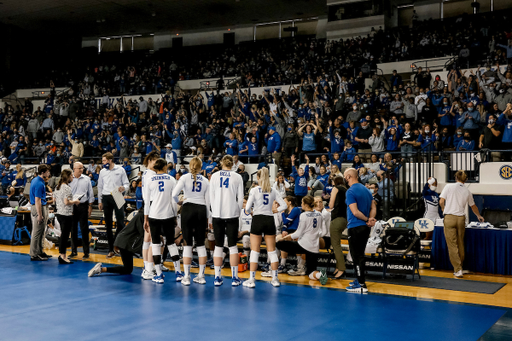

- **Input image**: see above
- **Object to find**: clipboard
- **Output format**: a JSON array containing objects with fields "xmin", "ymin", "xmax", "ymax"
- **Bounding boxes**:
[{"xmin": 110, "ymin": 190, "xmax": 126, "ymax": 209}]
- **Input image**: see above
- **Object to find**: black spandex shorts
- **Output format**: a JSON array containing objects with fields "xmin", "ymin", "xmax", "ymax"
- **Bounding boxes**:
[
  {"xmin": 181, "ymin": 203, "xmax": 208, "ymax": 247},
  {"xmin": 148, "ymin": 217, "xmax": 176, "ymax": 245},
  {"xmin": 212, "ymin": 217, "xmax": 238, "ymax": 247},
  {"xmin": 250, "ymin": 215, "xmax": 276, "ymax": 236}
]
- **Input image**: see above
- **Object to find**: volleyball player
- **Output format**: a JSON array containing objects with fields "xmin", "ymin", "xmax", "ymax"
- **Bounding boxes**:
[
  {"xmin": 141, "ymin": 151, "xmax": 158, "ymax": 280},
  {"xmin": 144, "ymin": 158, "xmax": 178, "ymax": 284},
  {"xmin": 243, "ymin": 167, "xmax": 287, "ymax": 288},
  {"xmin": 277, "ymin": 196, "xmax": 327, "ymax": 285},
  {"xmin": 172, "ymin": 156, "xmax": 210, "ymax": 286},
  {"xmin": 209, "ymin": 155, "xmax": 245, "ymax": 287}
]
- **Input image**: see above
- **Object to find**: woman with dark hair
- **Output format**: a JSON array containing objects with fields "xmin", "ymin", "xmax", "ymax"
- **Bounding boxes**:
[
  {"xmin": 352, "ymin": 154, "xmax": 364, "ymax": 170},
  {"xmin": 53, "ymin": 168, "xmax": 80, "ymax": 264},
  {"xmin": 328, "ymin": 176, "xmax": 348, "ymax": 279}
]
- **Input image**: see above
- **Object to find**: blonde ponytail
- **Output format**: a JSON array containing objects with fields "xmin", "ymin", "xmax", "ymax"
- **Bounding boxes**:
[
  {"xmin": 257, "ymin": 167, "xmax": 271, "ymax": 193},
  {"xmin": 190, "ymin": 157, "xmax": 202, "ymax": 183}
]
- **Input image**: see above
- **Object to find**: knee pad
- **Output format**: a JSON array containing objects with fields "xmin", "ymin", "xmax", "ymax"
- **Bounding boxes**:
[
  {"xmin": 229, "ymin": 246, "xmax": 238, "ymax": 255},
  {"xmin": 268, "ymin": 250, "xmax": 279, "ymax": 264},
  {"xmin": 197, "ymin": 246, "xmax": 207, "ymax": 258},
  {"xmin": 309, "ymin": 272, "xmax": 316, "ymax": 280},
  {"xmin": 143, "ymin": 241, "xmax": 151, "ymax": 250},
  {"xmin": 151, "ymin": 243, "xmax": 161, "ymax": 256},
  {"xmin": 183, "ymin": 245, "xmax": 193, "ymax": 259},
  {"xmin": 167, "ymin": 244, "xmax": 180, "ymax": 261},
  {"xmin": 250, "ymin": 250, "xmax": 260, "ymax": 264},
  {"xmin": 242, "ymin": 235, "xmax": 250, "ymax": 249},
  {"xmin": 207, "ymin": 232, "xmax": 215, "ymax": 242},
  {"xmin": 213, "ymin": 246, "xmax": 224, "ymax": 258}
]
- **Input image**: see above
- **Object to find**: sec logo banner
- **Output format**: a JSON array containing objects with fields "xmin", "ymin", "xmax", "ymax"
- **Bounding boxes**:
[{"xmin": 499, "ymin": 165, "xmax": 512, "ymax": 180}]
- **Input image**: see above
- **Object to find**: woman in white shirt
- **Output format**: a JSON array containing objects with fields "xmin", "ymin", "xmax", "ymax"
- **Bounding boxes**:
[
  {"xmin": 144, "ymin": 158, "xmax": 178, "ymax": 284},
  {"xmin": 272, "ymin": 174, "xmax": 290, "ymax": 198},
  {"xmin": 54, "ymin": 169, "xmax": 80, "ymax": 264},
  {"xmin": 277, "ymin": 195, "xmax": 327, "ymax": 284},
  {"xmin": 172, "ymin": 157, "xmax": 210, "ymax": 286},
  {"xmin": 243, "ymin": 168, "xmax": 287, "ymax": 288}
]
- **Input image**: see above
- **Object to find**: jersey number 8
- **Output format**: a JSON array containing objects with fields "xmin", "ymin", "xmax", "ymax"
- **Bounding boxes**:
[
  {"xmin": 313, "ymin": 218, "xmax": 317, "ymax": 228},
  {"xmin": 219, "ymin": 177, "xmax": 230, "ymax": 188}
]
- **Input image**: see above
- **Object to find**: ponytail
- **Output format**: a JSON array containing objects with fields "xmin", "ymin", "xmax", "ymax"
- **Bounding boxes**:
[
  {"xmin": 257, "ymin": 167, "xmax": 271, "ymax": 193},
  {"xmin": 189, "ymin": 157, "xmax": 202, "ymax": 184}
]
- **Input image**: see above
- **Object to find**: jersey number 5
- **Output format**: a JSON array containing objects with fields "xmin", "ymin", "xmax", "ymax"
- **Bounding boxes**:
[
  {"xmin": 219, "ymin": 177, "xmax": 230, "ymax": 188},
  {"xmin": 263, "ymin": 194, "xmax": 269, "ymax": 205},
  {"xmin": 158, "ymin": 181, "xmax": 164, "ymax": 192},
  {"xmin": 192, "ymin": 182, "xmax": 202, "ymax": 192}
]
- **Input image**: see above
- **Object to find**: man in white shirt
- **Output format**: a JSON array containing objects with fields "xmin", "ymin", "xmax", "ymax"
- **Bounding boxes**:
[
  {"xmin": 231, "ymin": 155, "xmax": 243, "ymax": 172},
  {"xmin": 439, "ymin": 170, "xmax": 484, "ymax": 279},
  {"xmin": 98, "ymin": 152, "xmax": 130, "ymax": 258}
]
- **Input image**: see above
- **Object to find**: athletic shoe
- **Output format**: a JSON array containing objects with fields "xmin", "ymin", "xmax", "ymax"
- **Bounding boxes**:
[
  {"xmin": 214, "ymin": 277, "xmax": 223, "ymax": 286},
  {"xmin": 141, "ymin": 269, "xmax": 154, "ymax": 280},
  {"xmin": 191, "ymin": 261, "xmax": 199, "ymax": 268},
  {"xmin": 152, "ymin": 274, "xmax": 165, "ymax": 284},
  {"xmin": 161, "ymin": 264, "xmax": 170, "ymax": 272},
  {"xmin": 288, "ymin": 266, "xmax": 306, "ymax": 276},
  {"xmin": 69, "ymin": 252, "xmax": 78, "ymax": 258},
  {"xmin": 181, "ymin": 275, "xmax": 191, "ymax": 286},
  {"xmin": 175, "ymin": 271, "xmax": 184, "ymax": 282},
  {"xmin": 346, "ymin": 279, "xmax": 368, "ymax": 293},
  {"xmin": 232, "ymin": 277, "xmax": 242, "ymax": 287},
  {"xmin": 88, "ymin": 263, "xmax": 102, "ymax": 277},
  {"xmin": 82, "ymin": 254, "xmax": 90, "ymax": 260},
  {"xmin": 277, "ymin": 264, "xmax": 286, "ymax": 273},
  {"xmin": 193, "ymin": 275, "xmax": 206, "ymax": 284},
  {"xmin": 454, "ymin": 270, "xmax": 463, "ymax": 278},
  {"xmin": 319, "ymin": 269, "xmax": 328, "ymax": 285},
  {"xmin": 261, "ymin": 270, "xmax": 272, "ymax": 277},
  {"xmin": 462, "ymin": 270, "xmax": 470, "ymax": 274},
  {"xmin": 243, "ymin": 278, "xmax": 256, "ymax": 288},
  {"xmin": 30, "ymin": 255, "xmax": 48, "ymax": 261},
  {"xmin": 206, "ymin": 258, "xmax": 214, "ymax": 267},
  {"xmin": 270, "ymin": 278, "xmax": 281, "ymax": 287},
  {"xmin": 106, "ymin": 252, "xmax": 115, "ymax": 259}
]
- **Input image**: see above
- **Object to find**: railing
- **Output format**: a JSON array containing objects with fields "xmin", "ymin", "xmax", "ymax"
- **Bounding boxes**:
[{"xmin": 411, "ymin": 56, "xmax": 456, "ymax": 73}]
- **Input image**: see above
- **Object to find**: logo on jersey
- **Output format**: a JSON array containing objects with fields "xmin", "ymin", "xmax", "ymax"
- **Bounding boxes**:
[{"xmin": 499, "ymin": 165, "xmax": 512, "ymax": 180}]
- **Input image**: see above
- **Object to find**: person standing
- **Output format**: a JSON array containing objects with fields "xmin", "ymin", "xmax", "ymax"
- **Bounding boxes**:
[
  {"xmin": 328, "ymin": 176, "xmax": 348, "ymax": 280},
  {"xmin": 29, "ymin": 164, "xmax": 51, "ymax": 261},
  {"xmin": 209, "ymin": 155, "xmax": 244, "ymax": 287},
  {"xmin": 98, "ymin": 152, "xmax": 130, "ymax": 258},
  {"xmin": 172, "ymin": 156, "xmax": 210, "ymax": 286},
  {"xmin": 69, "ymin": 161, "xmax": 95, "ymax": 259},
  {"xmin": 54, "ymin": 169, "xmax": 80, "ymax": 264},
  {"xmin": 439, "ymin": 170, "xmax": 484, "ymax": 279},
  {"xmin": 343, "ymin": 168, "xmax": 376, "ymax": 293}
]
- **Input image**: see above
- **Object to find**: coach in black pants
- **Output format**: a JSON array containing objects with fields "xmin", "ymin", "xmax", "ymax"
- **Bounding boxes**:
[
  {"xmin": 97, "ymin": 152, "xmax": 130, "ymax": 258},
  {"xmin": 343, "ymin": 168, "xmax": 376, "ymax": 293},
  {"xmin": 70, "ymin": 161, "xmax": 95, "ymax": 259}
]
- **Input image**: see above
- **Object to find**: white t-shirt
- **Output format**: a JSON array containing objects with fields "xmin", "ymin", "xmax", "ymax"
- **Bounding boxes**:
[
  {"xmin": 144, "ymin": 173, "xmax": 177, "ymax": 219},
  {"xmin": 440, "ymin": 182, "xmax": 475, "ymax": 216},
  {"xmin": 142, "ymin": 169, "xmax": 156, "ymax": 202},
  {"xmin": 209, "ymin": 170, "xmax": 244, "ymax": 219},
  {"xmin": 316, "ymin": 208, "xmax": 331, "ymax": 238},
  {"xmin": 239, "ymin": 208, "xmax": 252, "ymax": 232},
  {"xmin": 272, "ymin": 181, "xmax": 290, "ymax": 198},
  {"xmin": 245, "ymin": 186, "xmax": 287, "ymax": 217},
  {"xmin": 172, "ymin": 173, "xmax": 210, "ymax": 208},
  {"xmin": 291, "ymin": 211, "xmax": 322, "ymax": 253}
]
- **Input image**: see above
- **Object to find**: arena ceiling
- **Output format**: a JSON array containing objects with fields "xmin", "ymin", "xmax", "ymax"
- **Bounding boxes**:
[{"xmin": 0, "ymin": 0, "xmax": 327, "ymax": 36}]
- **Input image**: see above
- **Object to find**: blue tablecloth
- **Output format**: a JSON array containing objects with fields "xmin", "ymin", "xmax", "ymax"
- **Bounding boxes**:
[
  {"xmin": 0, "ymin": 215, "xmax": 17, "ymax": 242},
  {"xmin": 432, "ymin": 225, "xmax": 512, "ymax": 275}
]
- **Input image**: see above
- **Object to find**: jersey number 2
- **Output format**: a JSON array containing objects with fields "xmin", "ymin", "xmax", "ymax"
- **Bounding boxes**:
[
  {"xmin": 158, "ymin": 181, "xmax": 164, "ymax": 192},
  {"xmin": 219, "ymin": 177, "xmax": 230, "ymax": 188}
]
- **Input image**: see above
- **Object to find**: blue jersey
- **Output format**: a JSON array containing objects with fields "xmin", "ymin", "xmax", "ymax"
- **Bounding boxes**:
[
  {"xmin": 282, "ymin": 207, "xmax": 301, "ymax": 232},
  {"xmin": 292, "ymin": 165, "xmax": 309, "ymax": 196},
  {"xmin": 302, "ymin": 133, "xmax": 316, "ymax": 152}
]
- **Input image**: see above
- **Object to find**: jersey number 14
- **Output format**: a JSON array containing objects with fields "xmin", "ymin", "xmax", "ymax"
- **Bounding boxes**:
[{"xmin": 219, "ymin": 177, "xmax": 230, "ymax": 188}]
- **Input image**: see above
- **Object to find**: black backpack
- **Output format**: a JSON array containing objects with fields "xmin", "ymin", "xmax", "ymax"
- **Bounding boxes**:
[{"xmin": 382, "ymin": 227, "xmax": 420, "ymax": 255}]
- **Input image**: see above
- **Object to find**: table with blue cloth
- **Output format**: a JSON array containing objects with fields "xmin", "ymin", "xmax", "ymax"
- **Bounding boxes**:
[
  {"xmin": 0, "ymin": 214, "xmax": 18, "ymax": 244},
  {"xmin": 432, "ymin": 225, "xmax": 512, "ymax": 275}
]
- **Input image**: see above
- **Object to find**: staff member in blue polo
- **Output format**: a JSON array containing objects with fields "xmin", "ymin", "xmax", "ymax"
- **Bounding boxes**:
[
  {"xmin": 98, "ymin": 152, "xmax": 130, "ymax": 259},
  {"xmin": 29, "ymin": 164, "xmax": 52, "ymax": 261},
  {"xmin": 70, "ymin": 161, "xmax": 95, "ymax": 259},
  {"xmin": 343, "ymin": 168, "xmax": 376, "ymax": 293}
]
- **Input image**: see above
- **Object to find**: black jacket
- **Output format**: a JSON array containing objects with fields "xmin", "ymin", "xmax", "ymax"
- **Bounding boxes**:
[{"xmin": 114, "ymin": 210, "xmax": 145, "ymax": 255}]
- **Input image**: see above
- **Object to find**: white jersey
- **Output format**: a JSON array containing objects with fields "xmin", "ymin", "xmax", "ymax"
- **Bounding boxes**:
[
  {"xmin": 172, "ymin": 173, "xmax": 210, "ymax": 208},
  {"xmin": 144, "ymin": 173, "xmax": 177, "ymax": 219},
  {"xmin": 239, "ymin": 209, "xmax": 252, "ymax": 232},
  {"xmin": 245, "ymin": 186, "xmax": 287, "ymax": 217},
  {"xmin": 316, "ymin": 208, "xmax": 331, "ymax": 238},
  {"xmin": 209, "ymin": 170, "xmax": 244, "ymax": 219},
  {"xmin": 291, "ymin": 211, "xmax": 322, "ymax": 253},
  {"xmin": 141, "ymin": 169, "xmax": 156, "ymax": 202}
]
